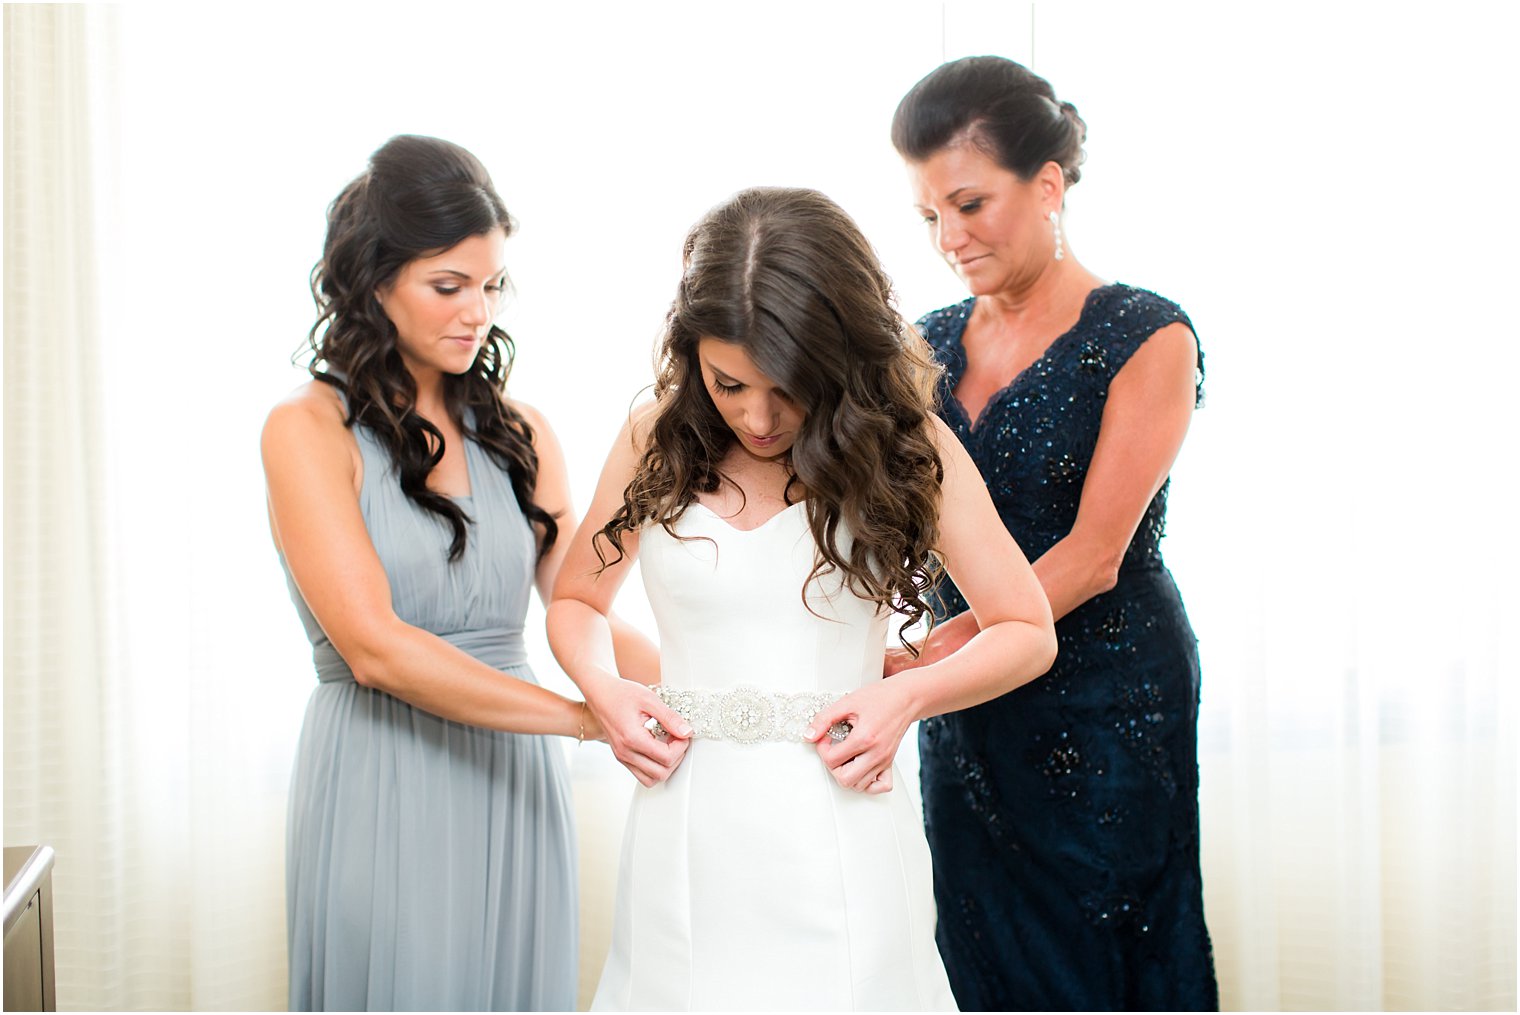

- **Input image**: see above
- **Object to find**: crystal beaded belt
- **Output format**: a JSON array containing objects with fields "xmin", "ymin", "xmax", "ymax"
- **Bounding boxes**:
[{"xmin": 653, "ymin": 685, "xmax": 841, "ymax": 744}]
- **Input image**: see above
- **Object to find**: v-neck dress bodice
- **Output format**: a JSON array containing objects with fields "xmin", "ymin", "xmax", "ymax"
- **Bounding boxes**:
[{"xmin": 925, "ymin": 284, "xmax": 1201, "ymax": 571}]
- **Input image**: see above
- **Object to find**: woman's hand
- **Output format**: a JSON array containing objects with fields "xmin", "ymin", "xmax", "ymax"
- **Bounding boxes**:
[
  {"xmin": 584, "ymin": 677, "xmax": 693, "ymax": 788},
  {"xmin": 804, "ymin": 679, "xmax": 918, "ymax": 795}
]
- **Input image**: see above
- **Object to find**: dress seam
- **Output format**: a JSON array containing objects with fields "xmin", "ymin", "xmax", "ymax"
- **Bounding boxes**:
[
  {"xmin": 885, "ymin": 777, "xmax": 925, "ymax": 1008},
  {"xmin": 683, "ymin": 754, "xmax": 698, "ymax": 1011},
  {"xmin": 824, "ymin": 772, "xmax": 856, "ymax": 1011}
]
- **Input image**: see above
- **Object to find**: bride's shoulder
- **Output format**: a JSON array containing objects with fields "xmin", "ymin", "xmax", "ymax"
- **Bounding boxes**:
[
  {"xmin": 626, "ymin": 399, "xmax": 659, "ymax": 452},
  {"xmin": 593, "ymin": 398, "xmax": 660, "ymax": 485}
]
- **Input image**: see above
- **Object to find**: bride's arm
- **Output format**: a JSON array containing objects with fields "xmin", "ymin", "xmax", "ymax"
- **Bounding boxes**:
[
  {"xmin": 547, "ymin": 410, "xmax": 693, "ymax": 787},
  {"xmin": 807, "ymin": 416, "xmax": 1057, "ymax": 792},
  {"xmin": 515, "ymin": 398, "xmax": 662, "ymax": 686}
]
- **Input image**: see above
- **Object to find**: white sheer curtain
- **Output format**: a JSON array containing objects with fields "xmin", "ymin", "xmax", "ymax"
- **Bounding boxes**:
[
  {"xmin": 1029, "ymin": 5, "xmax": 1517, "ymax": 1007},
  {"xmin": 3, "ymin": 5, "xmax": 198, "ymax": 1009},
  {"xmin": 4, "ymin": 4, "xmax": 298, "ymax": 1008},
  {"xmin": 3, "ymin": 3, "xmax": 1513, "ymax": 1011}
]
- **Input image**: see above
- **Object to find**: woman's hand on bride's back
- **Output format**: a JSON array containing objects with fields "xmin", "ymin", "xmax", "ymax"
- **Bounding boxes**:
[{"xmin": 805, "ymin": 680, "xmax": 917, "ymax": 795}]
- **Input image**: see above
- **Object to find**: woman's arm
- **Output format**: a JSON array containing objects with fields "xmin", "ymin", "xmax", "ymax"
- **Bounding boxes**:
[
  {"xmin": 546, "ymin": 410, "xmax": 692, "ymax": 787},
  {"xmin": 885, "ymin": 321, "xmax": 1200, "ymax": 670},
  {"xmin": 515, "ymin": 399, "xmax": 662, "ymax": 685},
  {"xmin": 1034, "ymin": 321, "xmax": 1199, "ymax": 614},
  {"xmin": 262, "ymin": 383, "xmax": 598, "ymax": 739},
  {"xmin": 808, "ymin": 415, "xmax": 1058, "ymax": 791}
]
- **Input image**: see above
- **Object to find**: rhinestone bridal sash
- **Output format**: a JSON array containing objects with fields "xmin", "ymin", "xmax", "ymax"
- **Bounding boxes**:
[{"xmin": 653, "ymin": 685, "xmax": 842, "ymax": 744}]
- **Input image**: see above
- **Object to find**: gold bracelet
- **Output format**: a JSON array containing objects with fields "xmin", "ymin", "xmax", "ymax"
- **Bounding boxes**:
[{"xmin": 577, "ymin": 700, "xmax": 587, "ymax": 744}]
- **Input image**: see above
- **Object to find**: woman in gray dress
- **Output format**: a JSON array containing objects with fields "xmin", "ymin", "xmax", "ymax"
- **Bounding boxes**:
[{"xmin": 261, "ymin": 135, "xmax": 675, "ymax": 1011}]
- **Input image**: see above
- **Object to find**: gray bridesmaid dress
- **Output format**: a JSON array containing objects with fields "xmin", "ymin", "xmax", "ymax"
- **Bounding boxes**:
[{"xmin": 281, "ymin": 413, "xmax": 577, "ymax": 1011}]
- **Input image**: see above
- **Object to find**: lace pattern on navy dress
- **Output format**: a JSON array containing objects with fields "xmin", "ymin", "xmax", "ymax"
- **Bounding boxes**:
[{"xmin": 914, "ymin": 283, "xmax": 1218, "ymax": 1011}]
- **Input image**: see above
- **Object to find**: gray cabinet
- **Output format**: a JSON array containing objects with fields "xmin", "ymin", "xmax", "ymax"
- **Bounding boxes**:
[{"xmin": 3, "ymin": 845, "xmax": 56, "ymax": 1012}]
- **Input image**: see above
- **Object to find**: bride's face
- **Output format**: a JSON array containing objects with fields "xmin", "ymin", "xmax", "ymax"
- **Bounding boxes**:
[{"xmin": 696, "ymin": 337, "xmax": 806, "ymax": 460}]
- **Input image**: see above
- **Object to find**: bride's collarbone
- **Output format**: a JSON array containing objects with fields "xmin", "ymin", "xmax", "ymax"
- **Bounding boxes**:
[{"xmin": 698, "ymin": 462, "xmax": 806, "ymax": 529}]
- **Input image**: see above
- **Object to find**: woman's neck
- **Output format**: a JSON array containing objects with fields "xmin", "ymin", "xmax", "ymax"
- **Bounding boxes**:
[
  {"xmin": 410, "ymin": 368, "xmax": 449, "ymax": 423},
  {"xmin": 974, "ymin": 259, "xmax": 1104, "ymax": 334},
  {"xmin": 978, "ymin": 258, "xmax": 1088, "ymax": 317},
  {"xmin": 716, "ymin": 447, "xmax": 798, "ymax": 499}
]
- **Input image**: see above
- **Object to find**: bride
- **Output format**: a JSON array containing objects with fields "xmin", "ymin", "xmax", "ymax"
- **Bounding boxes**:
[{"xmin": 548, "ymin": 187, "xmax": 1057, "ymax": 1011}]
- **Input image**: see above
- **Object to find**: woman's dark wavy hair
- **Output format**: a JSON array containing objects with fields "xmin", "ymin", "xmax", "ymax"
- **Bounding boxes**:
[
  {"xmin": 892, "ymin": 55, "xmax": 1087, "ymax": 187},
  {"xmin": 597, "ymin": 187, "xmax": 945, "ymax": 649},
  {"xmin": 303, "ymin": 134, "xmax": 555, "ymax": 562}
]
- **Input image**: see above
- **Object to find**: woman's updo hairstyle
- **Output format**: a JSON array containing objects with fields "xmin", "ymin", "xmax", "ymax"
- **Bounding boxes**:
[
  {"xmin": 891, "ymin": 55, "xmax": 1087, "ymax": 187},
  {"xmin": 306, "ymin": 135, "xmax": 557, "ymax": 562}
]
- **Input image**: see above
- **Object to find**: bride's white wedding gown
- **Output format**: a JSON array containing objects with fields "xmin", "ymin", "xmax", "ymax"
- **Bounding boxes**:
[{"xmin": 592, "ymin": 501, "xmax": 957, "ymax": 1012}]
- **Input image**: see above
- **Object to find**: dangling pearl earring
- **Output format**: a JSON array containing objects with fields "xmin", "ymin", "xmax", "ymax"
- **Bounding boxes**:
[{"xmin": 1049, "ymin": 210, "xmax": 1065, "ymax": 262}]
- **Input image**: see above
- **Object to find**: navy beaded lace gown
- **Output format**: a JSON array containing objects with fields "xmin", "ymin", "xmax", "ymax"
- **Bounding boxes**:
[{"xmin": 917, "ymin": 284, "xmax": 1217, "ymax": 1011}]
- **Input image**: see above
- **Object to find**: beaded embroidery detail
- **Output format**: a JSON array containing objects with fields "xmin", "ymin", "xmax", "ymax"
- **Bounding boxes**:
[{"xmin": 653, "ymin": 685, "xmax": 840, "ymax": 743}]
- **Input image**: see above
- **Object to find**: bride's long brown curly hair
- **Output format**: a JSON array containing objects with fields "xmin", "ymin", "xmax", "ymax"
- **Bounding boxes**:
[
  {"xmin": 303, "ymin": 135, "xmax": 556, "ymax": 562},
  {"xmin": 598, "ymin": 187, "xmax": 945, "ymax": 647}
]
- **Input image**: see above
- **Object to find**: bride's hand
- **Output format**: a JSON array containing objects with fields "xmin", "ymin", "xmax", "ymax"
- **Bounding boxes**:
[
  {"xmin": 804, "ymin": 681, "xmax": 915, "ymax": 795},
  {"xmin": 586, "ymin": 678, "xmax": 693, "ymax": 788}
]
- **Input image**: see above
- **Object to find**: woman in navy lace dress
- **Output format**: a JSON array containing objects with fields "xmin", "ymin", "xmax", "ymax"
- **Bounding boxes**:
[{"xmin": 887, "ymin": 57, "xmax": 1218, "ymax": 1010}]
